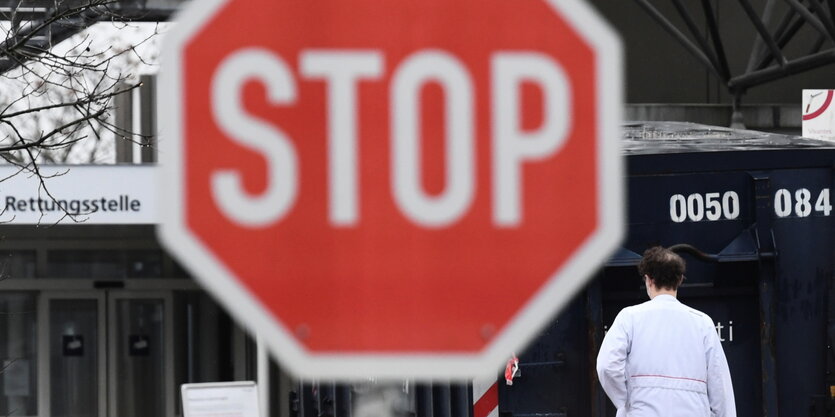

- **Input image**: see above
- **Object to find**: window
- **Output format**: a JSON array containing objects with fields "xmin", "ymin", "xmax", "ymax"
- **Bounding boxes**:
[
  {"xmin": 45, "ymin": 250, "xmax": 185, "ymax": 279},
  {"xmin": 0, "ymin": 293, "xmax": 37, "ymax": 415},
  {"xmin": 0, "ymin": 251, "xmax": 36, "ymax": 279}
]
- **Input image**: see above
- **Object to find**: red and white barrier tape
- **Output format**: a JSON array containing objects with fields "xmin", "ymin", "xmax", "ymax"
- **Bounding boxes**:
[
  {"xmin": 472, "ymin": 377, "xmax": 498, "ymax": 417},
  {"xmin": 473, "ymin": 355, "xmax": 520, "ymax": 417}
]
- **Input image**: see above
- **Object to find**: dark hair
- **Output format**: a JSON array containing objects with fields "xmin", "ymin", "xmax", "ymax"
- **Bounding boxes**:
[{"xmin": 638, "ymin": 246, "xmax": 685, "ymax": 290}]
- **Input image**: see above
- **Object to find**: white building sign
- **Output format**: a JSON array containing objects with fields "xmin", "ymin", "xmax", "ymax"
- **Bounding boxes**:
[
  {"xmin": 0, "ymin": 165, "xmax": 156, "ymax": 224},
  {"xmin": 181, "ymin": 382, "xmax": 261, "ymax": 417},
  {"xmin": 802, "ymin": 89, "xmax": 835, "ymax": 141}
]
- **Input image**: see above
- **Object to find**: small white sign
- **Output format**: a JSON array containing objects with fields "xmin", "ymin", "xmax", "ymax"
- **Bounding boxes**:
[
  {"xmin": 802, "ymin": 89, "xmax": 835, "ymax": 140},
  {"xmin": 181, "ymin": 381, "xmax": 261, "ymax": 417},
  {"xmin": 0, "ymin": 165, "xmax": 156, "ymax": 224}
]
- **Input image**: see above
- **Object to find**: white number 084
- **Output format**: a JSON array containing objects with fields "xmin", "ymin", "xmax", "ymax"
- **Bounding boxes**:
[{"xmin": 773, "ymin": 188, "xmax": 831, "ymax": 218}]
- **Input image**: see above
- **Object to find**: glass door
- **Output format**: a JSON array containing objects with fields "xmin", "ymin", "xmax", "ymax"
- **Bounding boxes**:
[
  {"xmin": 38, "ymin": 291, "xmax": 174, "ymax": 417},
  {"xmin": 107, "ymin": 291, "xmax": 174, "ymax": 417},
  {"xmin": 38, "ymin": 292, "xmax": 106, "ymax": 417}
]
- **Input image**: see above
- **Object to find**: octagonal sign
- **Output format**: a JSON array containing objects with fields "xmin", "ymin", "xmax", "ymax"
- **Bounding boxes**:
[{"xmin": 158, "ymin": 0, "xmax": 623, "ymax": 379}]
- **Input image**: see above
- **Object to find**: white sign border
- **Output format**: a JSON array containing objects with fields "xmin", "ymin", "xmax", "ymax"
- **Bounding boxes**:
[{"xmin": 158, "ymin": 0, "xmax": 623, "ymax": 380}]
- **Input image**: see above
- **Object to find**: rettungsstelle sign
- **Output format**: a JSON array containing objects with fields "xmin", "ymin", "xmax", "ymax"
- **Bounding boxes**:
[{"xmin": 0, "ymin": 165, "xmax": 156, "ymax": 224}]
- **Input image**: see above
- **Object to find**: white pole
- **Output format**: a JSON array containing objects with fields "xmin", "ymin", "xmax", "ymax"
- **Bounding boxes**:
[{"xmin": 257, "ymin": 334, "xmax": 270, "ymax": 417}]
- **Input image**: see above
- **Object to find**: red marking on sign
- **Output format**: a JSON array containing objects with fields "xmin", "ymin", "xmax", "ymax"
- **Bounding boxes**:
[{"xmin": 803, "ymin": 90, "xmax": 834, "ymax": 121}]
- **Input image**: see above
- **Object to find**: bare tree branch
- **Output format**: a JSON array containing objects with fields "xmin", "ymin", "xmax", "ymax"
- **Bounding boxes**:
[
  {"xmin": 0, "ymin": 82, "xmax": 137, "ymax": 119},
  {"xmin": 0, "ymin": 1, "xmax": 164, "ymax": 224}
]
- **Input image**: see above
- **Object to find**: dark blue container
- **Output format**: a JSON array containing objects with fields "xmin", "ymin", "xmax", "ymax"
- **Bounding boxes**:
[{"xmin": 501, "ymin": 122, "xmax": 835, "ymax": 417}]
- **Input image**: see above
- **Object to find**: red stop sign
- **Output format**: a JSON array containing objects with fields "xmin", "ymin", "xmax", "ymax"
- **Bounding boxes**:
[{"xmin": 159, "ymin": 0, "xmax": 623, "ymax": 378}]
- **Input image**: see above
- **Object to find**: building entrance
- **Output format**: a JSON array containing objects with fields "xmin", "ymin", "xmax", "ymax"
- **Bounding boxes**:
[
  {"xmin": 38, "ymin": 291, "xmax": 174, "ymax": 417},
  {"xmin": 0, "ymin": 226, "xmax": 255, "ymax": 417}
]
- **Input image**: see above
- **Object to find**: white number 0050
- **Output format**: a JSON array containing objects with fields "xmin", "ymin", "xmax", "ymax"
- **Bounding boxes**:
[{"xmin": 669, "ymin": 192, "xmax": 740, "ymax": 223}]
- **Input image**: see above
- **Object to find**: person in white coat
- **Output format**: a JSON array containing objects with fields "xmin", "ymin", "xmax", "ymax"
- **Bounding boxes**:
[{"xmin": 596, "ymin": 246, "xmax": 736, "ymax": 417}]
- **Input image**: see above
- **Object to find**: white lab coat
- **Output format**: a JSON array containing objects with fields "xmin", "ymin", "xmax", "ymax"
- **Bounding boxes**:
[{"xmin": 596, "ymin": 294, "xmax": 736, "ymax": 417}]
